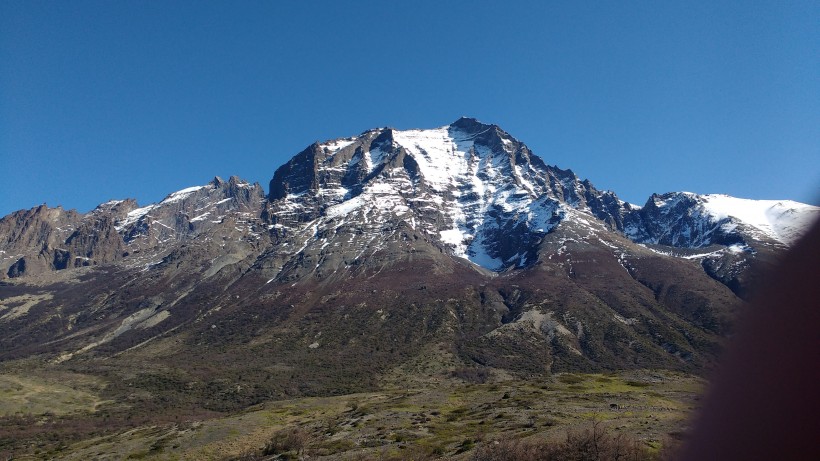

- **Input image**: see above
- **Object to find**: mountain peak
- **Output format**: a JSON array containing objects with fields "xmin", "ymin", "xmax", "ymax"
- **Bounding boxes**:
[
  {"xmin": 450, "ymin": 116, "xmax": 493, "ymax": 132},
  {"xmin": 263, "ymin": 119, "xmax": 609, "ymax": 271},
  {"xmin": 3, "ymin": 119, "xmax": 818, "ymax": 286}
]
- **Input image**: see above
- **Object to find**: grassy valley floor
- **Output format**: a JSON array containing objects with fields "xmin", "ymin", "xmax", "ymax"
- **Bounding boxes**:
[{"xmin": 0, "ymin": 368, "xmax": 703, "ymax": 460}]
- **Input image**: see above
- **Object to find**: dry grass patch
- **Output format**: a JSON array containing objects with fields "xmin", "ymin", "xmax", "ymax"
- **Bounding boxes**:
[{"xmin": 0, "ymin": 373, "xmax": 105, "ymax": 416}]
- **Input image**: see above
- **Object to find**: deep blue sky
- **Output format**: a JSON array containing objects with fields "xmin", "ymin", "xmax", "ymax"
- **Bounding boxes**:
[{"xmin": 1, "ymin": 1, "xmax": 818, "ymax": 216}]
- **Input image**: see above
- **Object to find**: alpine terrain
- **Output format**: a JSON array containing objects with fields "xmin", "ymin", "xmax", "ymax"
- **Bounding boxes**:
[{"xmin": 1, "ymin": 117, "xmax": 817, "ymax": 459}]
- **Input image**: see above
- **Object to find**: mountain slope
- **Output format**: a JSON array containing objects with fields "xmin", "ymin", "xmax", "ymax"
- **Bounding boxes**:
[
  {"xmin": 0, "ymin": 118, "xmax": 816, "ymax": 405},
  {"xmin": 624, "ymin": 191, "xmax": 818, "ymax": 248},
  {"xmin": 263, "ymin": 117, "xmax": 634, "ymax": 276}
]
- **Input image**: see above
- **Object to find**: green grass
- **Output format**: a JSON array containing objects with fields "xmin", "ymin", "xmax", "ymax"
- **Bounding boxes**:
[{"xmin": 1, "ymin": 369, "xmax": 704, "ymax": 460}]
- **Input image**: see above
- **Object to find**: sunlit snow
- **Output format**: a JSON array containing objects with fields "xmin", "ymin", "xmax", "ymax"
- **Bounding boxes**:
[
  {"xmin": 161, "ymin": 185, "xmax": 206, "ymax": 204},
  {"xmin": 265, "ymin": 121, "xmax": 818, "ymax": 272},
  {"xmin": 700, "ymin": 194, "xmax": 818, "ymax": 244}
]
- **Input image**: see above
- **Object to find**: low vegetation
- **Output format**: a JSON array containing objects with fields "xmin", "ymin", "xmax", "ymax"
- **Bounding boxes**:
[
  {"xmin": 469, "ymin": 422, "xmax": 675, "ymax": 461},
  {"xmin": 0, "ymin": 368, "xmax": 701, "ymax": 460}
]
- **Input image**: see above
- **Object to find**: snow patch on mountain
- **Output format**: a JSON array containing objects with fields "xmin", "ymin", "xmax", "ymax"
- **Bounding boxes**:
[
  {"xmin": 261, "ymin": 118, "xmax": 819, "ymax": 274},
  {"xmin": 116, "ymin": 204, "xmax": 159, "ymax": 231},
  {"xmin": 700, "ymin": 194, "xmax": 818, "ymax": 244},
  {"xmin": 161, "ymin": 185, "xmax": 206, "ymax": 204},
  {"xmin": 391, "ymin": 125, "xmax": 560, "ymax": 269},
  {"xmin": 392, "ymin": 127, "xmax": 480, "ymax": 193},
  {"xmin": 265, "ymin": 120, "xmax": 575, "ymax": 271},
  {"xmin": 319, "ymin": 138, "xmax": 356, "ymax": 154},
  {"xmin": 624, "ymin": 191, "xmax": 819, "ymax": 249}
]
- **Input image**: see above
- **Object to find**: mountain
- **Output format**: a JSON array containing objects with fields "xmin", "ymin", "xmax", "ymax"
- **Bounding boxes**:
[
  {"xmin": 0, "ymin": 118, "xmax": 817, "ymax": 407},
  {"xmin": 0, "ymin": 175, "xmax": 265, "ymax": 278}
]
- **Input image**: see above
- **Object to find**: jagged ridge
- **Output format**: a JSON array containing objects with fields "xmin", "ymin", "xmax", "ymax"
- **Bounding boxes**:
[
  {"xmin": 2, "ymin": 118, "xmax": 817, "ymax": 281},
  {"xmin": 1, "ymin": 117, "xmax": 817, "ymax": 401}
]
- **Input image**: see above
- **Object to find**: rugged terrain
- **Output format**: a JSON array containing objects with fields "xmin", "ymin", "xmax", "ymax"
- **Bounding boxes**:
[{"xmin": 1, "ymin": 117, "xmax": 816, "ymax": 458}]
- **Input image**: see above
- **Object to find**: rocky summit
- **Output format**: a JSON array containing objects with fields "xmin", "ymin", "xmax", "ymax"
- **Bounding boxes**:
[{"xmin": 1, "ymin": 118, "xmax": 818, "ymax": 404}]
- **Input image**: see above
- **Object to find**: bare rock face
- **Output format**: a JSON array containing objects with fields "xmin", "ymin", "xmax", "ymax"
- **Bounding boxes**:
[
  {"xmin": 262, "ymin": 117, "xmax": 636, "ymax": 276},
  {"xmin": 260, "ymin": 117, "xmax": 817, "ymax": 288},
  {"xmin": 0, "ymin": 176, "xmax": 266, "ymax": 278},
  {"xmin": 0, "ymin": 205, "xmax": 85, "ymax": 277},
  {"xmin": 0, "ymin": 118, "xmax": 817, "ymax": 398}
]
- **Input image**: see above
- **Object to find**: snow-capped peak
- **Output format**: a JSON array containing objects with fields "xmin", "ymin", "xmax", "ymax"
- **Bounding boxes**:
[
  {"xmin": 626, "ymin": 191, "xmax": 819, "ymax": 248},
  {"xmin": 699, "ymin": 194, "xmax": 819, "ymax": 245},
  {"xmin": 267, "ymin": 119, "xmax": 819, "ymax": 271},
  {"xmin": 266, "ymin": 119, "xmax": 589, "ymax": 270}
]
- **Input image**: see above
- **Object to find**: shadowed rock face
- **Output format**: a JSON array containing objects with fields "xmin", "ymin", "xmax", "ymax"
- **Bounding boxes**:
[{"xmin": 0, "ymin": 118, "xmax": 816, "ymax": 394}]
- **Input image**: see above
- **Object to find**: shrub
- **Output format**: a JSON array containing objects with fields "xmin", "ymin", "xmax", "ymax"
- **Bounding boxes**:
[
  {"xmin": 456, "ymin": 438, "xmax": 476, "ymax": 454},
  {"xmin": 262, "ymin": 427, "xmax": 309, "ymax": 456},
  {"xmin": 452, "ymin": 367, "xmax": 491, "ymax": 384},
  {"xmin": 469, "ymin": 422, "xmax": 661, "ymax": 461}
]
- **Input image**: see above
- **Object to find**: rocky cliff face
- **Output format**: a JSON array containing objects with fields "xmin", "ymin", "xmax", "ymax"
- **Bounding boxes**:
[
  {"xmin": 263, "ymin": 117, "xmax": 641, "ymax": 274},
  {"xmin": 0, "ymin": 205, "xmax": 102, "ymax": 276},
  {"xmin": 0, "ymin": 118, "xmax": 816, "ymax": 395},
  {"xmin": 0, "ymin": 176, "xmax": 265, "ymax": 278},
  {"xmin": 623, "ymin": 191, "xmax": 818, "ymax": 248},
  {"xmin": 4, "ymin": 118, "xmax": 814, "ymax": 283},
  {"xmin": 255, "ymin": 117, "xmax": 816, "ymax": 291}
]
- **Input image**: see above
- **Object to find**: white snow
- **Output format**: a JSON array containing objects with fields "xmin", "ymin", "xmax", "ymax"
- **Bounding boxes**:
[
  {"xmin": 319, "ymin": 138, "xmax": 356, "ymax": 153},
  {"xmin": 266, "ymin": 121, "xmax": 820, "ymax": 274},
  {"xmin": 700, "ymin": 194, "xmax": 819, "ymax": 244},
  {"xmin": 325, "ymin": 195, "xmax": 367, "ymax": 218},
  {"xmin": 161, "ymin": 185, "xmax": 206, "ymax": 204},
  {"xmin": 259, "ymin": 123, "xmax": 567, "ymax": 271},
  {"xmin": 190, "ymin": 212, "xmax": 210, "ymax": 222},
  {"xmin": 388, "ymin": 126, "xmax": 560, "ymax": 269},
  {"xmin": 364, "ymin": 146, "xmax": 388, "ymax": 174},
  {"xmin": 114, "ymin": 184, "xmax": 209, "ymax": 231},
  {"xmin": 392, "ymin": 127, "xmax": 465, "ymax": 192},
  {"xmin": 439, "ymin": 228, "xmax": 467, "ymax": 253},
  {"xmin": 469, "ymin": 244, "xmax": 503, "ymax": 270},
  {"xmin": 115, "ymin": 204, "xmax": 158, "ymax": 231}
]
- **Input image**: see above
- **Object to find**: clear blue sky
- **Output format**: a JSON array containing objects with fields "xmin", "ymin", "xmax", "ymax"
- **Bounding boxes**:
[{"xmin": 1, "ymin": 1, "xmax": 818, "ymax": 217}]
